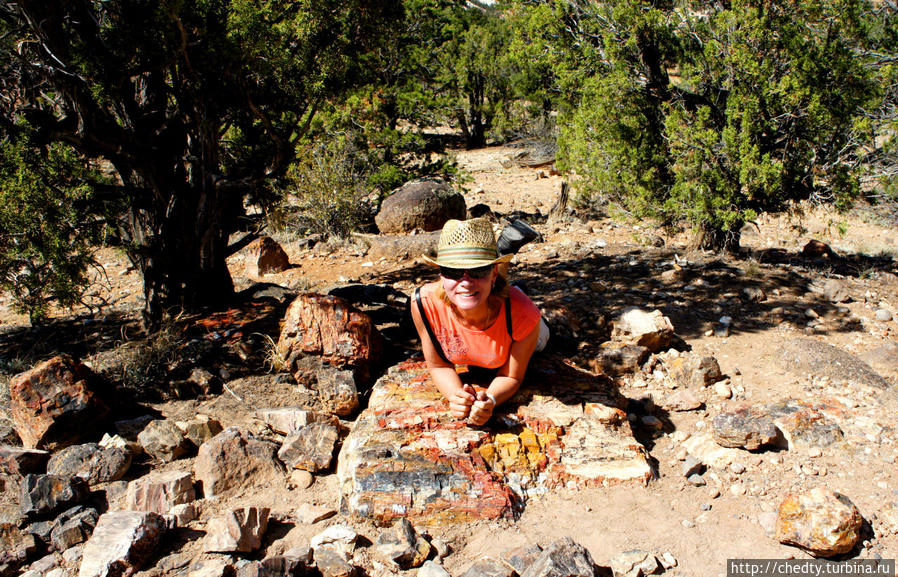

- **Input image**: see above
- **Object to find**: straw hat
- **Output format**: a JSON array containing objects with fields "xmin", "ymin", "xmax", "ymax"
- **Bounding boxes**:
[{"xmin": 422, "ymin": 218, "xmax": 514, "ymax": 269}]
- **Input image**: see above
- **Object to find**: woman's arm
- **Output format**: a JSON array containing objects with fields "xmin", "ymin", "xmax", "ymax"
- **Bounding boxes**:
[
  {"xmin": 468, "ymin": 320, "xmax": 541, "ymax": 426},
  {"xmin": 410, "ymin": 296, "xmax": 475, "ymax": 419}
]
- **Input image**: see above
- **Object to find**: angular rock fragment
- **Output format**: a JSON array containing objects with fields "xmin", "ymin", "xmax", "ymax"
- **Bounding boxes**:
[
  {"xmin": 203, "ymin": 507, "xmax": 270, "ymax": 553},
  {"xmin": 419, "ymin": 560, "xmax": 452, "ymax": 577},
  {"xmin": 278, "ymin": 422, "xmax": 339, "ymax": 472},
  {"xmin": 711, "ymin": 406, "xmax": 779, "ymax": 450},
  {"xmin": 0, "ymin": 523, "xmax": 39, "ymax": 576},
  {"xmin": 125, "ymin": 470, "xmax": 195, "ymax": 514},
  {"xmin": 310, "ymin": 524, "xmax": 358, "ymax": 558},
  {"xmin": 661, "ymin": 390, "xmax": 703, "ymax": 412},
  {"xmin": 295, "ymin": 503, "xmax": 336, "ymax": 525},
  {"xmin": 611, "ymin": 308, "xmax": 675, "ymax": 353},
  {"xmin": 193, "ymin": 428, "xmax": 283, "ymax": 498},
  {"xmin": 187, "ymin": 557, "xmax": 232, "ymax": 577},
  {"xmin": 277, "ymin": 294, "xmax": 382, "ymax": 385},
  {"xmin": 50, "ymin": 507, "xmax": 98, "ymax": 551},
  {"xmin": 314, "ymin": 547, "xmax": 355, "ymax": 577},
  {"xmin": 663, "ymin": 353, "xmax": 723, "ymax": 388},
  {"xmin": 374, "ymin": 518, "xmax": 431, "ymax": 570},
  {"xmin": 177, "ymin": 415, "xmax": 223, "ymax": 448},
  {"xmin": 9, "ymin": 355, "xmax": 109, "ymax": 449},
  {"xmin": 589, "ymin": 345, "xmax": 650, "ymax": 377},
  {"xmin": 609, "ymin": 549, "xmax": 659, "ymax": 577},
  {"xmin": 520, "ymin": 537, "xmax": 597, "ymax": 577},
  {"xmin": 0, "ymin": 446, "xmax": 50, "ymax": 476},
  {"xmin": 766, "ymin": 400, "xmax": 843, "ymax": 450},
  {"xmin": 776, "ymin": 487, "xmax": 863, "ymax": 557},
  {"xmin": 316, "ymin": 366, "xmax": 360, "ymax": 416},
  {"xmin": 461, "ymin": 557, "xmax": 516, "ymax": 577},
  {"xmin": 246, "ymin": 236, "xmax": 290, "ymax": 277},
  {"xmin": 47, "ymin": 443, "xmax": 131, "ymax": 485},
  {"xmin": 79, "ymin": 511, "xmax": 165, "ymax": 577},
  {"xmin": 257, "ymin": 408, "xmax": 336, "ymax": 435},
  {"xmin": 822, "ymin": 279, "xmax": 850, "ymax": 303},
  {"xmin": 20, "ymin": 474, "xmax": 89, "ymax": 520},
  {"xmin": 504, "ymin": 544, "xmax": 543, "ymax": 574},
  {"xmin": 137, "ymin": 420, "xmax": 191, "ymax": 463}
]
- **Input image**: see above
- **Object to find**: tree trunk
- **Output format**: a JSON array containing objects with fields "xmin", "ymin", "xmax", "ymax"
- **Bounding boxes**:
[{"xmin": 692, "ymin": 222, "xmax": 742, "ymax": 253}]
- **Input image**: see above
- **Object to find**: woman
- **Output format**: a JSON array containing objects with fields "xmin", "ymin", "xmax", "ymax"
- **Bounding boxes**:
[{"xmin": 411, "ymin": 218, "xmax": 549, "ymax": 426}]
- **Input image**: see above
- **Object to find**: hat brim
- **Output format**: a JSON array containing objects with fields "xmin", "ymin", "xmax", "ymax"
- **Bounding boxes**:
[{"xmin": 422, "ymin": 253, "xmax": 514, "ymax": 268}]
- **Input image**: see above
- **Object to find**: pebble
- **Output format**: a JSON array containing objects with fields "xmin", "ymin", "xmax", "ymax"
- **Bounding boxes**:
[
  {"xmin": 688, "ymin": 474, "xmax": 707, "ymax": 487},
  {"xmin": 700, "ymin": 503, "xmax": 712, "ymax": 511},
  {"xmin": 808, "ymin": 447, "xmax": 823, "ymax": 458},
  {"xmin": 729, "ymin": 483, "xmax": 747, "ymax": 496},
  {"xmin": 289, "ymin": 470, "xmax": 314, "ymax": 490},
  {"xmin": 714, "ymin": 382, "xmax": 733, "ymax": 399},
  {"xmin": 729, "ymin": 463, "xmax": 746, "ymax": 475},
  {"xmin": 682, "ymin": 519, "xmax": 695, "ymax": 528},
  {"xmin": 875, "ymin": 309, "xmax": 893, "ymax": 321},
  {"xmin": 708, "ymin": 488, "xmax": 721, "ymax": 499},
  {"xmin": 660, "ymin": 552, "xmax": 678, "ymax": 569}
]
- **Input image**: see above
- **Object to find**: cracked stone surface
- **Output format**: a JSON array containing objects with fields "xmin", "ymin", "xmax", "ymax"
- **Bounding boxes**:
[{"xmin": 337, "ymin": 356, "xmax": 652, "ymax": 524}]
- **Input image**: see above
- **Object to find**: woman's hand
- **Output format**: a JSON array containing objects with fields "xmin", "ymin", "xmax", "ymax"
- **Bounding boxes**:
[
  {"xmin": 447, "ymin": 384, "xmax": 476, "ymax": 419},
  {"xmin": 468, "ymin": 390, "xmax": 496, "ymax": 426}
]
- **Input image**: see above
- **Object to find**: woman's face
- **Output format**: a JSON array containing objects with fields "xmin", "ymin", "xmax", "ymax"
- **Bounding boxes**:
[{"xmin": 440, "ymin": 265, "xmax": 497, "ymax": 313}]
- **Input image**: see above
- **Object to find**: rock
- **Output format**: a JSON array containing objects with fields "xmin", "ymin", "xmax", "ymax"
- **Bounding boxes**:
[
  {"xmin": 125, "ymin": 470, "xmax": 196, "ymax": 514},
  {"xmin": 664, "ymin": 353, "xmax": 723, "ymax": 388},
  {"xmin": 687, "ymin": 474, "xmax": 706, "ymax": 487},
  {"xmin": 822, "ymin": 279, "xmax": 850, "ymax": 303},
  {"xmin": 0, "ymin": 421, "xmax": 21, "ymax": 446},
  {"xmin": 374, "ymin": 178, "xmax": 465, "ymax": 234},
  {"xmin": 50, "ymin": 508, "xmax": 98, "ymax": 551},
  {"xmin": 137, "ymin": 420, "xmax": 191, "ymax": 463},
  {"xmin": 366, "ymin": 232, "xmax": 441, "ymax": 261},
  {"xmin": 19, "ymin": 474, "xmax": 89, "ymax": 520},
  {"xmin": 611, "ymin": 308, "xmax": 675, "ymax": 353},
  {"xmin": 166, "ymin": 502, "xmax": 198, "ymax": 528},
  {"xmin": 288, "ymin": 470, "xmax": 314, "ymax": 490},
  {"xmin": 203, "ymin": 507, "xmax": 270, "ymax": 553},
  {"xmin": 295, "ymin": 503, "xmax": 336, "ymax": 525},
  {"xmin": 193, "ymin": 428, "xmax": 283, "ymax": 498},
  {"xmin": 0, "ymin": 523, "xmax": 39, "ymax": 575},
  {"xmin": 113, "ymin": 416, "xmax": 154, "ymax": 441},
  {"xmin": 776, "ymin": 488, "xmax": 863, "ymax": 557},
  {"xmin": 0, "ymin": 446, "xmax": 50, "ymax": 476},
  {"xmin": 741, "ymin": 286, "xmax": 766, "ymax": 302},
  {"xmin": 661, "ymin": 390, "xmax": 702, "ymax": 412},
  {"xmin": 714, "ymin": 382, "xmax": 732, "ymax": 399},
  {"xmin": 682, "ymin": 432, "xmax": 745, "ymax": 469},
  {"xmin": 374, "ymin": 519, "xmax": 431, "ymax": 570},
  {"xmin": 187, "ymin": 558, "xmax": 232, "ymax": 577},
  {"xmin": 338, "ymin": 359, "xmax": 651, "ymax": 524},
  {"xmin": 315, "ymin": 366, "xmax": 359, "ymax": 416},
  {"xmin": 310, "ymin": 524, "xmax": 358, "ymax": 556},
  {"xmin": 461, "ymin": 557, "xmax": 515, "ymax": 577},
  {"xmin": 874, "ymin": 308, "xmax": 893, "ymax": 321},
  {"xmin": 711, "ymin": 406, "xmax": 779, "ymax": 450},
  {"xmin": 78, "ymin": 511, "xmax": 165, "ymax": 577},
  {"xmin": 504, "ymin": 544, "xmax": 543, "ymax": 574},
  {"xmin": 278, "ymin": 294, "xmax": 383, "ymax": 385},
  {"xmin": 519, "ymin": 537, "xmax": 597, "ymax": 577},
  {"xmin": 257, "ymin": 408, "xmax": 336, "ymax": 436},
  {"xmin": 47, "ymin": 443, "xmax": 131, "ymax": 486},
  {"xmin": 777, "ymin": 339, "xmax": 890, "ymax": 389},
  {"xmin": 9, "ymin": 355, "xmax": 109, "ymax": 449},
  {"xmin": 177, "ymin": 415, "xmax": 223, "ymax": 448},
  {"xmin": 758, "ymin": 511, "xmax": 779, "ymax": 536},
  {"xmin": 801, "ymin": 240, "xmax": 837, "ymax": 259},
  {"xmin": 681, "ymin": 455, "xmax": 703, "ymax": 478},
  {"xmin": 765, "ymin": 400, "xmax": 843, "ymax": 450},
  {"xmin": 245, "ymin": 236, "xmax": 291, "ymax": 277},
  {"xmin": 314, "ymin": 547, "xmax": 355, "ymax": 577},
  {"xmin": 419, "ymin": 560, "xmax": 451, "ymax": 577},
  {"xmin": 590, "ymin": 345, "xmax": 650, "ymax": 377},
  {"xmin": 860, "ymin": 343, "xmax": 898, "ymax": 382},
  {"xmin": 610, "ymin": 549, "xmax": 660, "ymax": 577},
  {"xmin": 278, "ymin": 422, "xmax": 339, "ymax": 472}
]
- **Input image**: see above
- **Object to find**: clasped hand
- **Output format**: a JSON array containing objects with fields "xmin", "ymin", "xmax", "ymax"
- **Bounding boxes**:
[{"xmin": 448, "ymin": 384, "xmax": 495, "ymax": 426}]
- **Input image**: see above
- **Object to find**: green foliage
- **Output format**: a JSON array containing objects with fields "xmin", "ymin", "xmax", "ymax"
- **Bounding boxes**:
[
  {"xmin": 516, "ymin": 0, "xmax": 880, "ymax": 250},
  {"xmin": 0, "ymin": 127, "xmax": 112, "ymax": 324}
]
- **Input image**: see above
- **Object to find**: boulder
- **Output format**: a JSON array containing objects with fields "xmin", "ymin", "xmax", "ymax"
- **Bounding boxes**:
[
  {"xmin": 278, "ymin": 294, "xmax": 382, "ymax": 385},
  {"xmin": 125, "ymin": 470, "xmax": 195, "ymax": 514},
  {"xmin": 137, "ymin": 420, "xmax": 191, "ymax": 463},
  {"xmin": 9, "ymin": 355, "xmax": 109, "ymax": 449},
  {"xmin": 776, "ymin": 488, "xmax": 863, "ymax": 557},
  {"xmin": 801, "ymin": 240, "xmax": 837, "ymax": 259},
  {"xmin": 193, "ymin": 428, "xmax": 283, "ymax": 498},
  {"xmin": 277, "ymin": 422, "xmax": 339, "ymax": 472},
  {"xmin": 203, "ymin": 507, "xmax": 270, "ymax": 553},
  {"xmin": 373, "ymin": 519, "xmax": 432, "ymax": 570},
  {"xmin": 78, "ymin": 511, "xmax": 165, "ymax": 577},
  {"xmin": 374, "ymin": 178, "xmax": 465, "ymax": 234},
  {"xmin": 611, "ymin": 308, "xmax": 675, "ymax": 353},
  {"xmin": 245, "ymin": 236, "xmax": 291, "ymax": 277},
  {"xmin": 47, "ymin": 443, "xmax": 131, "ymax": 486},
  {"xmin": 711, "ymin": 406, "xmax": 779, "ymax": 450},
  {"xmin": 19, "ymin": 474, "xmax": 89, "ymax": 520}
]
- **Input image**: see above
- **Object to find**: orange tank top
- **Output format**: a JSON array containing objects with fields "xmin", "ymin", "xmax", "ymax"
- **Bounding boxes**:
[{"xmin": 417, "ymin": 282, "xmax": 541, "ymax": 369}]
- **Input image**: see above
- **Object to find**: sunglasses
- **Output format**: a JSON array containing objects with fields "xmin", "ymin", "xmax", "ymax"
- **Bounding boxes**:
[{"xmin": 440, "ymin": 265, "xmax": 494, "ymax": 280}]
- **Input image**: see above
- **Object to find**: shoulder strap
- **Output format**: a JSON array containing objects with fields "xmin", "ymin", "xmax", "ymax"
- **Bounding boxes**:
[
  {"xmin": 415, "ymin": 287, "xmax": 451, "ymax": 365},
  {"xmin": 505, "ymin": 296, "xmax": 513, "ymax": 341}
]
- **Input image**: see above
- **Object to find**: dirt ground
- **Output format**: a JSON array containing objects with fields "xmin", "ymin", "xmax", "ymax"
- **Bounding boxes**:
[{"xmin": 1, "ymin": 144, "xmax": 897, "ymax": 577}]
